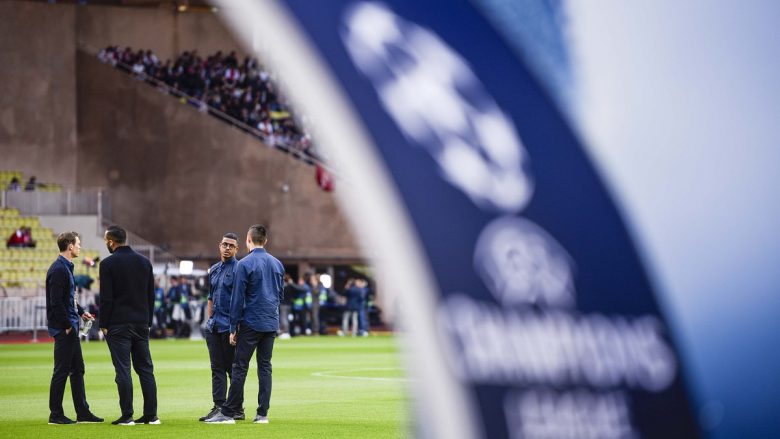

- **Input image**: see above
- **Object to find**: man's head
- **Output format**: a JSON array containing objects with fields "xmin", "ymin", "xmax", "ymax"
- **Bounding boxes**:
[
  {"xmin": 245, "ymin": 224, "xmax": 268, "ymax": 250},
  {"xmin": 57, "ymin": 231, "xmax": 81, "ymax": 259},
  {"xmin": 219, "ymin": 232, "xmax": 239, "ymax": 261},
  {"xmin": 104, "ymin": 225, "xmax": 127, "ymax": 254}
]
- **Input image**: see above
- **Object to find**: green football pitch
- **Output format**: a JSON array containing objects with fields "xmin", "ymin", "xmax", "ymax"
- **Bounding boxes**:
[{"xmin": 0, "ymin": 335, "xmax": 410, "ymax": 438}]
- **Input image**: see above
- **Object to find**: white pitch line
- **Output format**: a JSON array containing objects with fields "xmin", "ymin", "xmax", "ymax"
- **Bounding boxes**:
[{"xmin": 312, "ymin": 367, "xmax": 415, "ymax": 383}]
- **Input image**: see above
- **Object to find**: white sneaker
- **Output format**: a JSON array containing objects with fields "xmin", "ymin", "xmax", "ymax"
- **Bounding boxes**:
[{"xmin": 253, "ymin": 415, "xmax": 269, "ymax": 424}]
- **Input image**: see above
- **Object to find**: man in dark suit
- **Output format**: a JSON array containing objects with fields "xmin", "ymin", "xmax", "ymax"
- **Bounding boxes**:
[
  {"xmin": 46, "ymin": 231, "xmax": 103, "ymax": 425},
  {"xmin": 99, "ymin": 225, "xmax": 160, "ymax": 426}
]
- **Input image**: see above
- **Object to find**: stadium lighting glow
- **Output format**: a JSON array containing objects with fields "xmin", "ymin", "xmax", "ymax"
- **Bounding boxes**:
[
  {"xmin": 179, "ymin": 260, "xmax": 194, "ymax": 275},
  {"xmin": 319, "ymin": 273, "xmax": 332, "ymax": 288}
]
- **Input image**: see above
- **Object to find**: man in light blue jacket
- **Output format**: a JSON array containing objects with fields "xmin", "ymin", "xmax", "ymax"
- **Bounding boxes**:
[{"xmin": 206, "ymin": 224, "xmax": 284, "ymax": 425}]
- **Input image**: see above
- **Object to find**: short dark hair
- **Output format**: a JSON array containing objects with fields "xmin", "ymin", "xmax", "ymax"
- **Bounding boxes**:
[
  {"xmin": 105, "ymin": 225, "xmax": 127, "ymax": 245},
  {"xmin": 248, "ymin": 224, "xmax": 268, "ymax": 245},
  {"xmin": 57, "ymin": 231, "xmax": 80, "ymax": 252},
  {"xmin": 223, "ymin": 232, "xmax": 239, "ymax": 241}
]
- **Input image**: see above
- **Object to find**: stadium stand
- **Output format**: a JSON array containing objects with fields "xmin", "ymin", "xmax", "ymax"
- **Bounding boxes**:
[
  {"xmin": 1, "ymin": 170, "xmax": 63, "ymax": 193},
  {"xmin": 0, "ymin": 202, "xmax": 100, "ymax": 293},
  {"xmin": 97, "ymin": 46, "xmax": 319, "ymax": 164}
]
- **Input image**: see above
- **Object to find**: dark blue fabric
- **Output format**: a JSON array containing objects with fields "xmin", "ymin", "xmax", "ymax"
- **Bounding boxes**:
[
  {"xmin": 343, "ymin": 286, "xmax": 366, "ymax": 311},
  {"xmin": 229, "ymin": 248, "xmax": 285, "ymax": 333},
  {"xmin": 46, "ymin": 255, "xmax": 80, "ymax": 337},
  {"xmin": 207, "ymin": 257, "xmax": 238, "ymax": 333}
]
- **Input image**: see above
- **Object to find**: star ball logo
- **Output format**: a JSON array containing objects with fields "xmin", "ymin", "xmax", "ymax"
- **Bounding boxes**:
[{"xmin": 341, "ymin": 1, "xmax": 576, "ymax": 309}]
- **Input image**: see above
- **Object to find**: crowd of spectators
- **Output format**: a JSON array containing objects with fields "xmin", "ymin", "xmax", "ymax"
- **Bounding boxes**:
[
  {"xmin": 98, "ymin": 46, "xmax": 315, "ymax": 160},
  {"xmin": 6, "ymin": 176, "xmax": 38, "ymax": 192}
]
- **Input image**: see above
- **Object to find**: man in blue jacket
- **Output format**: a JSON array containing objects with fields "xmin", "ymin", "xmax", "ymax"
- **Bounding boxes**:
[
  {"xmin": 206, "ymin": 224, "xmax": 284, "ymax": 424},
  {"xmin": 46, "ymin": 231, "xmax": 103, "ymax": 425},
  {"xmin": 199, "ymin": 232, "xmax": 244, "ymax": 421}
]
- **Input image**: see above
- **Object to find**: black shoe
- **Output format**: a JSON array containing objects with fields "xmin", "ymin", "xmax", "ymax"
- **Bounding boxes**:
[
  {"xmin": 111, "ymin": 415, "xmax": 135, "ymax": 425},
  {"xmin": 77, "ymin": 413, "xmax": 104, "ymax": 423},
  {"xmin": 134, "ymin": 415, "xmax": 161, "ymax": 425},
  {"xmin": 233, "ymin": 409, "xmax": 245, "ymax": 421},
  {"xmin": 199, "ymin": 406, "xmax": 220, "ymax": 422},
  {"xmin": 48, "ymin": 415, "xmax": 76, "ymax": 425}
]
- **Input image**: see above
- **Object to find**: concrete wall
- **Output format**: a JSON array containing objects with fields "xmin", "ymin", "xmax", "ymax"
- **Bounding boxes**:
[
  {"xmin": 0, "ymin": 2, "xmax": 78, "ymax": 187},
  {"xmin": 38, "ymin": 215, "xmax": 109, "ymax": 260},
  {"xmin": 76, "ymin": 54, "xmax": 360, "ymax": 262}
]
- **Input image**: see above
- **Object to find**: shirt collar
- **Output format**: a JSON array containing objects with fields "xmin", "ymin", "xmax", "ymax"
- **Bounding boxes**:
[
  {"xmin": 57, "ymin": 255, "xmax": 74, "ymax": 270},
  {"xmin": 220, "ymin": 257, "xmax": 237, "ymax": 268}
]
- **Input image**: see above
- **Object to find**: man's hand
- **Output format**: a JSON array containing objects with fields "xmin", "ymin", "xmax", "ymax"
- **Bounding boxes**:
[
  {"xmin": 230, "ymin": 332, "xmax": 237, "ymax": 346},
  {"xmin": 101, "ymin": 328, "xmax": 108, "ymax": 335},
  {"xmin": 65, "ymin": 327, "xmax": 72, "ymax": 335},
  {"xmin": 81, "ymin": 311, "xmax": 95, "ymax": 321}
]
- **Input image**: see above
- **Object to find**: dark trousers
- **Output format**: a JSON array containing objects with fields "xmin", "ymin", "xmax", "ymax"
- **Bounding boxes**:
[
  {"xmin": 49, "ymin": 328, "xmax": 90, "ymax": 417},
  {"xmin": 105, "ymin": 324, "xmax": 158, "ymax": 417},
  {"xmin": 205, "ymin": 329, "xmax": 235, "ymax": 407},
  {"xmin": 222, "ymin": 327, "xmax": 275, "ymax": 417}
]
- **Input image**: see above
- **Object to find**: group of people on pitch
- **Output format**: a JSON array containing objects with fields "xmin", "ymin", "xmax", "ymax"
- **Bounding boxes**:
[{"xmin": 45, "ymin": 224, "xmax": 283, "ymax": 425}]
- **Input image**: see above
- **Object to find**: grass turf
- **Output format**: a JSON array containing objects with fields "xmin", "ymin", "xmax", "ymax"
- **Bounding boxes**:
[{"xmin": 0, "ymin": 335, "xmax": 410, "ymax": 438}]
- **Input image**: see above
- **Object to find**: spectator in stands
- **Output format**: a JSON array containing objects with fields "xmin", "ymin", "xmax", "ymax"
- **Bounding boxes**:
[
  {"xmin": 21, "ymin": 226, "xmax": 36, "ymax": 247},
  {"xmin": 7, "ymin": 177, "xmax": 21, "ymax": 191},
  {"xmin": 25, "ymin": 176, "xmax": 37, "ymax": 191},
  {"xmin": 6, "ymin": 228, "xmax": 25, "ymax": 247}
]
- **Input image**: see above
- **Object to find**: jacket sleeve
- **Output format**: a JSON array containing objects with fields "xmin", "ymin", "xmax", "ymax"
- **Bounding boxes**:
[
  {"xmin": 99, "ymin": 261, "xmax": 113, "ymax": 328},
  {"xmin": 47, "ymin": 267, "xmax": 71, "ymax": 329},
  {"xmin": 147, "ymin": 263, "xmax": 155, "ymax": 328},
  {"xmin": 229, "ymin": 262, "xmax": 248, "ymax": 333},
  {"xmin": 276, "ymin": 272, "xmax": 285, "ymax": 303}
]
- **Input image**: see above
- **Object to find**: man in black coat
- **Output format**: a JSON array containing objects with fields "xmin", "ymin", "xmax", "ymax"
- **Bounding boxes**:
[
  {"xmin": 99, "ymin": 225, "xmax": 160, "ymax": 425},
  {"xmin": 46, "ymin": 231, "xmax": 103, "ymax": 425}
]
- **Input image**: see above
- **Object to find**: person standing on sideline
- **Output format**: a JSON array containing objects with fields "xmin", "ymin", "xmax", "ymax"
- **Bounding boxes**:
[
  {"xmin": 199, "ymin": 233, "xmax": 245, "ymax": 421},
  {"xmin": 206, "ymin": 225, "xmax": 284, "ymax": 424},
  {"xmin": 99, "ymin": 225, "xmax": 160, "ymax": 426},
  {"xmin": 46, "ymin": 231, "xmax": 103, "ymax": 425}
]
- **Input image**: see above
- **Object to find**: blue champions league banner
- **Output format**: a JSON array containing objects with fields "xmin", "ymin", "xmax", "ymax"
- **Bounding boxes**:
[{"xmin": 217, "ymin": 1, "xmax": 702, "ymax": 437}]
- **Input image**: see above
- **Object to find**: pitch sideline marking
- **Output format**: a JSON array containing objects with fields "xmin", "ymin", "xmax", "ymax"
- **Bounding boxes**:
[{"xmin": 312, "ymin": 367, "xmax": 414, "ymax": 382}]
